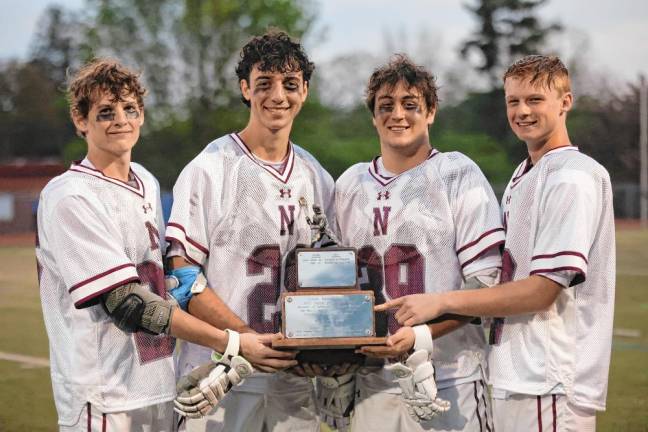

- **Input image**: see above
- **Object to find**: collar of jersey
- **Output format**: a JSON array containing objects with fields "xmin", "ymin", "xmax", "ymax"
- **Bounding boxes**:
[
  {"xmin": 368, "ymin": 148, "xmax": 439, "ymax": 187},
  {"xmin": 230, "ymin": 133, "xmax": 295, "ymax": 184},
  {"xmin": 511, "ymin": 145, "xmax": 579, "ymax": 188},
  {"xmin": 69, "ymin": 158, "xmax": 145, "ymax": 197}
]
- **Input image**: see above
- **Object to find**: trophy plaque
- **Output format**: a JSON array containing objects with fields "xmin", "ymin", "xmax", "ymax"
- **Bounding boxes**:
[
  {"xmin": 272, "ymin": 198, "xmax": 386, "ymax": 363},
  {"xmin": 272, "ymin": 247, "xmax": 387, "ymax": 350}
]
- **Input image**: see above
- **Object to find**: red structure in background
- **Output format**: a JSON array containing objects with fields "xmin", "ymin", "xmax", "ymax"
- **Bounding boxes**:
[{"xmin": 0, "ymin": 161, "xmax": 66, "ymax": 235}]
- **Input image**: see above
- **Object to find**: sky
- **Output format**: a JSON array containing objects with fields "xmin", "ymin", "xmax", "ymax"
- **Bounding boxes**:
[{"xmin": 1, "ymin": 0, "xmax": 647, "ymax": 84}]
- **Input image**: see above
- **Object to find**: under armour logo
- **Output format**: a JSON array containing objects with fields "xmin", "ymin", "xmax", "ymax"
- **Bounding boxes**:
[
  {"xmin": 377, "ymin": 191, "xmax": 390, "ymax": 200},
  {"xmin": 142, "ymin": 203, "xmax": 153, "ymax": 213},
  {"xmin": 279, "ymin": 188, "xmax": 292, "ymax": 198}
]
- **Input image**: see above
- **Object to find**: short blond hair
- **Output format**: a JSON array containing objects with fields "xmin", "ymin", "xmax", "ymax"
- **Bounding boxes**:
[{"xmin": 503, "ymin": 55, "xmax": 570, "ymax": 95}]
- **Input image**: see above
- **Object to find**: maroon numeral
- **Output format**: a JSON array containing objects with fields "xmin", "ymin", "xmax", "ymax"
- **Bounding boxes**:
[
  {"xmin": 358, "ymin": 244, "xmax": 425, "ymax": 334},
  {"xmin": 246, "ymin": 245, "xmax": 281, "ymax": 333},
  {"xmin": 134, "ymin": 261, "xmax": 175, "ymax": 363}
]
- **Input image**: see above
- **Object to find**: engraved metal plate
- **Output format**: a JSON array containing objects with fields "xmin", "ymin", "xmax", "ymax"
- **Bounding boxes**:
[
  {"xmin": 297, "ymin": 249, "xmax": 357, "ymax": 288},
  {"xmin": 284, "ymin": 293, "xmax": 374, "ymax": 338}
]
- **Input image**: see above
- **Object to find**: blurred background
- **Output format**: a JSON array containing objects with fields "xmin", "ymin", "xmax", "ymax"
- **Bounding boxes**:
[{"xmin": 0, "ymin": 1, "xmax": 647, "ymax": 431}]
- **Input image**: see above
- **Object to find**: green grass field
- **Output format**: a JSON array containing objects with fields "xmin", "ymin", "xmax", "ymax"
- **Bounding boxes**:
[{"xmin": 1, "ymin": 228, "xmax": 647, "ymax": 431}]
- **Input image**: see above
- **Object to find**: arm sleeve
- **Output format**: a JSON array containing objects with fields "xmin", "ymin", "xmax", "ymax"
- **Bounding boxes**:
[
  {"xmin": 530, "ymin": 168, "xmax": 599, "ymax": 287},
  {"xmin": 48, "ymin": 195, "xmax": 139, "ymax": 308},
  {"xmin": 165, "ymin": 163, "xmax": 215, "ymax": 266},
  {"xmin": 447, "ymin": 158, "xmax": 505, "ymax": 276}
]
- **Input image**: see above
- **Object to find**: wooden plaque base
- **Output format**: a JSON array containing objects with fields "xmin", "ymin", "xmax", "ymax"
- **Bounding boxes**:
[{"xmin": 272, "ymin": 336, "xmax": 387, "ymax": 350}]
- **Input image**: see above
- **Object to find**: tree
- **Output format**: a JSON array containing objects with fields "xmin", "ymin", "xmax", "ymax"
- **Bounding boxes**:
[
  {"xmin": 29, "ymin": 6, "xmax": 85, "ymax": 88},
  {"xmin": 461, "ymin": 0, "xmax": 561, "ymax": 86},
  {"xmin": 0, "ymin": 60, "xmax": 73, "ymax": 160}
]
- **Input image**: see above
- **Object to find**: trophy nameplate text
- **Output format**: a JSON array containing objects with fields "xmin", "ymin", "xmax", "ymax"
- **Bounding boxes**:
[{"xmin": 273, "ymin": 247, "xmax": 387, "ymax": 350}]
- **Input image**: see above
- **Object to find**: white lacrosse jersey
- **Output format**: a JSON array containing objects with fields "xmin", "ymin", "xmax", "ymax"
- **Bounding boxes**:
[
  {"xmin": 166, "ymin": 133, "xmax": 335, "ymax": 389},
  {"xmin": 335, "ymin": 150, "xmax": 505, "ymax": 392},
  {"xmin": 36, "ymin": 159, "xmax": 176, "ymax": 426},
  {"xmin": 488, "ymin": 146, "xmax": 615, "ymax": 411}
]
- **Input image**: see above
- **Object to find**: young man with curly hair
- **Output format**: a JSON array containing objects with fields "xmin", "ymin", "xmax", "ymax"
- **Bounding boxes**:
[
  {"xmin": 165, "ymin": 30, "xmax": 334, "ymax": 431},
  {"xmin": 36, "ymin": 59, "xmax": 246, "ymax": 431},
  {"xmin": 382, "ymin": 55, "xmax": 615, "ymax": 431},
  {"xmin": 336, "ymin": 54, "xmax": 503, "ymax": 431}
]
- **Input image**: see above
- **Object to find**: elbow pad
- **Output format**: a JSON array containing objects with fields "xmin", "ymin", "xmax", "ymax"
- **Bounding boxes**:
[
  {"xmin": 166, "ymin": 266, "xmax": 207, "ymax": 311},
  {"xmin": 102, "ymin": 282, "xmax": 175, "ymax": 335}
]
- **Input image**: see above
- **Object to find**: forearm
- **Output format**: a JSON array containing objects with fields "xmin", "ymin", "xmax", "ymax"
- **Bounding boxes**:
[
  {"xmin": 168, "ymin": 256, "xmax": 252, "ymax": 333},
  {"xmin": 428, "ymin": 314, "xmax": 473, "ymax": 339},
  {"xmin": 169, "ymin": 307, "xmax": 229, "ymax": 352},
  {"xmin": 188, "ymin": 288, "xmax": 253, "ymax": 333},
  {"xmin": 442, "ymin": 275, "xmax": 561, "ymax": 317}
]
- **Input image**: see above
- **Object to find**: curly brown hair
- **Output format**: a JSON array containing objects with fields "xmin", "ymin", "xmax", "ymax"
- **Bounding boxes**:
[
  {"xmin": 67, "ymin": 58, "xmax": 146, "ymax": 122},
  {"xmin": 503, "ymin": 55, "xmax": 571, "ymax": 95},
  {"xmin": 235, "ymin": 30, "xmax": 315, "ymax": 107},
  {"xmin": 365, "ymin": 54, "xmax": 438, "ymax": 116}
]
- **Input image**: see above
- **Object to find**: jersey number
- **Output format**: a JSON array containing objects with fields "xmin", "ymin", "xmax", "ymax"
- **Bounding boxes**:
[
  {"xmin": 133, "ymin": 262, "xmax": 176, "ymax": 364},
  {"xmin": 246, "ymin": 245, "xmax": 281, "ymax": 333},
  {"xmin": 358, "ymin": 245, "xmax": 425, "ymax": 334}
]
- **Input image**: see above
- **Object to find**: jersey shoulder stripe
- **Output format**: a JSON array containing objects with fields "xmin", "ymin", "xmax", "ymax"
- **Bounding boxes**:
[
  {"xmin": 457, "ymin": 228, "xmax": 505, "ymax": 268},
  {"xmin": 69, "ymin": 263, "xmax": 139, "ymax": 308},
  {"xmin": 165, "ymin": 222, "xmax": 209, "ymax": 265}
]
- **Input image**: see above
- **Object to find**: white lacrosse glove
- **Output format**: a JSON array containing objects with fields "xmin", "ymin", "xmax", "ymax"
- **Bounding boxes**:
[
  {"xmin": 174, "ymin": 330, "xmax": 254, "ymax": 418},
  {"xmin": 316, "ymin": 372, "xmax": 356, "ymax": 432},
  {"xmin": 385, "ymin": 325, "xmax": 450, "ymax": 422}
]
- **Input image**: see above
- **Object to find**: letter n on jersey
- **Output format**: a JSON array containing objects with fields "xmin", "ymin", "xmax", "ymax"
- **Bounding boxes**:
[
  {"xmin": 279, "ymin": 205, "xmax": 296, "ymax": 236},
  {"xmin": 373, "ymin": 207, "xmax": 391, "ymax": 236}
]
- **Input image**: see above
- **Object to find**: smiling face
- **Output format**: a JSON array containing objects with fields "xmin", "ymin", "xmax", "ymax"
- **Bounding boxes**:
[
  {"xmin": 504, "ymin": 76, "xmax": 572, "ymax": 150},
  {"xmin": 240, "ymin": 65, "xmax": 308, "ymax": 133},
  {"xmin": 372, "ymin": 80, "xmax": 435, "ymax": 154},
  {"xmin": 73, "ymin": 91, "xmax": 144, "ymax": 162}
]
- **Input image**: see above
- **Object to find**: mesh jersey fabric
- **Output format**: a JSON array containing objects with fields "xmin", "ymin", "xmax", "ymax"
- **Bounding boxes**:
[
  {"xmin": 36, "ymin": 159, "xmax": 175, "ymax": 425},
  {"xmin": 488, "ymin": 146, "xmax": 615, "ymax": 411},
  {"xmin": 335, "ymin": 150, "xmax": 504, "ymax": 392},
  {"xmin": 166, "ymin": 133, "xmax": 335, "ymax": 388}
]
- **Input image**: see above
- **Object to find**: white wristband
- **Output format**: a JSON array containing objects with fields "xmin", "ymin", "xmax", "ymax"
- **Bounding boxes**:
[
  {"xmin": 212, "ymin": 329, "xmax": 240, "ymax": 365},
  {"xmin": 412, "ymin": 324, "xmax": 434, "ymax": 354}
]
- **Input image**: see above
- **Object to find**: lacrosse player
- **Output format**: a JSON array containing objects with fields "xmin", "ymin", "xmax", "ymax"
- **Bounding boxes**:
[
  {"xmin": 335, "ymin": 54, "xmax": 503, "ymax": 431},
  {"xmin": 35, "ymin": 59, "xmax": 252, "ymax": 431},
  {"xmin": 381, "ymin": 55, "xmax": 615, "ymax": 431},
  {"xmin": 165, "ymin": 31, "xmax": 335, "ymax": 431}
]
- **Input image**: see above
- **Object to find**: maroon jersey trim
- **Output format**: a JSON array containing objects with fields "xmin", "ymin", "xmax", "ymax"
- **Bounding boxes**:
[
  {"xmin": 532, "ymin": 251, "xmax": 588, "ymax": 264},
  {"xmin": 166, "ymin": 222, "xmax": 209, "ymax": 255},
  {"xmin": 510, "ymin": 146, "xmax": 580, "ymax": 190},
  {"xmin": 530, "ymin": 266, "xmax": 585, "ymax": 275},
  {"xmin": 368, "ymin": 149, "xmax": 439, "ymax": 186},
  {"xmin": 69, "ymin": 161, "xmax": 146, "ymax": 198},
  {"xmin": 457, "ymin": 228, "xmax": 505, "ymax": 254},
  {"xmin": 165, "ymin": 236, "xmax": 202, "ymax": 266},
  {"xmin": 230, "ymin": 133, "xmax": 295, "ymax": 184},
  {"xmin": 460, "ymin": 240, "xmax": 505, "ymax": 269},
  {"xmin": 69, "ymin": 263, "xmax": 137, "ymax": 293}
]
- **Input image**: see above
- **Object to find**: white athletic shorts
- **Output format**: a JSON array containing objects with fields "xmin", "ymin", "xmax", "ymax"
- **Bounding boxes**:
[
  {"xmin": 492, "ymin": 392, "xmax": 597, "ymax": 432},
  {"xmin": 60, "ymin": 401, "xmax": 174, "ymax": 432},
  {"xmin": 178, "ymin": 372, "xmax": 319, "ymax": 432},
  {"xmin": 352, "ymin": 372, "xmax": 494, "ymax": 432}
]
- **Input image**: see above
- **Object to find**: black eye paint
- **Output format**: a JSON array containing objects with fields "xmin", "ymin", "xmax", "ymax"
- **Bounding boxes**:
[
  {"xmin": 95, "ymin": 108, "xmax": 140, "ymax": 122},
  {"xmin": 96, "ymin": 111, "xmax": 115, "ymax": 122}
]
